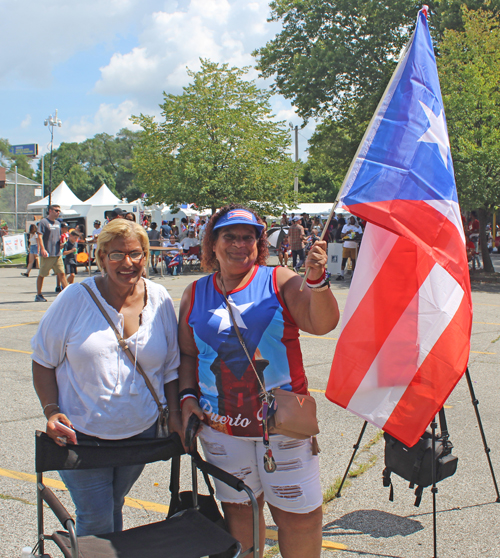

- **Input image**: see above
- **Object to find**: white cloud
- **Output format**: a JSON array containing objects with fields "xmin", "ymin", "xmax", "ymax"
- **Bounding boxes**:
[
  {"xmin": 94, "ymin": 0, "xmax": 280, "ymax": 103},
  {"xmin": 60, "ymin": 101, "xmax": 142, "ymax": 144},
  {"xmin": 21, "ymin": 115, "xmax": 32, "ymax": 128}
]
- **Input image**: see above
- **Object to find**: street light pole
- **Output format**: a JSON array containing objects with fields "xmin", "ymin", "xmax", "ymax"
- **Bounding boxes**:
[
  {"xmin": 289, "ymin": 123, "xmax": 299, "ymax": 193},
  {"xmin": 44, "ymin": 109, "xmax": 62, "ymax": 209}
]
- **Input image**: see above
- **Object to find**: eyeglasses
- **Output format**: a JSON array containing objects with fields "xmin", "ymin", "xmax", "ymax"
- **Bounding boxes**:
[{"xmin": 107, "ymin": 251, "xmax": 144, "ymax": 262}]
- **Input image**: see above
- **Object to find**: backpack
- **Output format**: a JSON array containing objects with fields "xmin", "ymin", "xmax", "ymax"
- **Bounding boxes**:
[{"xmin": 382, "ymin": 409, "xmax": 458, "ymax": 506}]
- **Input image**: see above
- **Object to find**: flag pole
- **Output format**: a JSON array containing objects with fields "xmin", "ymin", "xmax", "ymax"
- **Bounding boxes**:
[{"xmin": 299, "ymin": 11, "xmax": 424, "ymax": 292}]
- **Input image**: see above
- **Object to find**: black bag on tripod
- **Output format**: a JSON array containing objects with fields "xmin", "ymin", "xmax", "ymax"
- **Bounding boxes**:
[{"xmin": 382, "ymin": 408, "xmax": 458, "ymax": 506}]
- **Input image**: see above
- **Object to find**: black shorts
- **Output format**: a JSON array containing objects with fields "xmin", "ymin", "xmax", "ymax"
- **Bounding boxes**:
[{"xmin": 65, "ymin": 263, "xmax": 77, "ymax": 275}]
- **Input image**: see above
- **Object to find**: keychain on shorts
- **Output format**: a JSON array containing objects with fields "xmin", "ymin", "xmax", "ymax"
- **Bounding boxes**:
[{"xmin": 262, "ymin": 398, "xmax": 277, "ymax": 473}]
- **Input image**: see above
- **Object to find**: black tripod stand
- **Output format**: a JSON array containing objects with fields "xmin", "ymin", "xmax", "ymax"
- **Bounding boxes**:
[{"xmin": 334, "ymin": 368, "xmax": 500, "ymax": 557}]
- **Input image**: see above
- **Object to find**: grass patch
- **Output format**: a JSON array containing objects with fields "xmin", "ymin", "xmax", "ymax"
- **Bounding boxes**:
[
  {"xmin": 0, "ymin": 253, "xmax": 26, "ymax": 265},
  {"xmin": 0, "ymin": 493, "xmax": 35, "ymax": 506},
  {"xmin": 322, "ymin": 429, "xmax": 383, "ymax": 507}
]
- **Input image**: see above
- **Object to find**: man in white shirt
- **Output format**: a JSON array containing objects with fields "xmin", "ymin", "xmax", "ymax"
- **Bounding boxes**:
[
  {"xmin": 336, "ymin": 216, "xmax": 363, "ymax": 280},
  {"xmin": 180, "ymin": 230, "xmax": 200, "ymax": 252}
]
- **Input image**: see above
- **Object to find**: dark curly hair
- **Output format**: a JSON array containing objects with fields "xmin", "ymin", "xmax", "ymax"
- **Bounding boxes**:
[{"xmin": 201, "ymin": 204, "xmax": 269, "ymax": 272}]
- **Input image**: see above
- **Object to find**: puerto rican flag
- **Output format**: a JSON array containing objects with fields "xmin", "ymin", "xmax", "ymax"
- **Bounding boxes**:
[
  {"xmin": 325, "ymin": 7, "xmax": 472, "ymax": 447},
  {"xmin": 167, "ymin": 254, "xmax": 181, "ymax": 267}
]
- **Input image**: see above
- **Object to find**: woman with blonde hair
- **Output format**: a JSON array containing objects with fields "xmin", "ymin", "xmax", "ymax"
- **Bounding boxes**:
[{"xmin": 32, "ymin": 219, "xmax": 181, "ymax": 536}]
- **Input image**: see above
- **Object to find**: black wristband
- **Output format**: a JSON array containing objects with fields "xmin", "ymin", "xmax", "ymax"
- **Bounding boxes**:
[{"xmin": 179, "ymin": 388, "xmax": 198, "ymax": 402}]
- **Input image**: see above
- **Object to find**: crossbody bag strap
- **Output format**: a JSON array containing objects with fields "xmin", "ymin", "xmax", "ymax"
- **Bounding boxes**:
[
  {"xmin": 81, "ymin": 282, "xmax": 164, "ymax": 415},
  {"xmin": 219, "ymin": 276, "xmax": 268, "ymax": 398}
]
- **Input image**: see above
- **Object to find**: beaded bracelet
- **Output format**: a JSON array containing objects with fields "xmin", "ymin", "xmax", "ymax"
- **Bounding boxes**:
[
  {"xmin": 306, "ymin": 270, "xmax": 330, "ymax": 290},
  {"xmin": 305, "ymin": 269, "xmax": 326, "ymax": 287}
]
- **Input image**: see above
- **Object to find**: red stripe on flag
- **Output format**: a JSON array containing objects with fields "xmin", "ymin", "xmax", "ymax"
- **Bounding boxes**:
[
  {"xmin": 326, "ymin": 235, "xmax": 435, "ymax": 408},
  {"xmin": 383, "ymin": 293, "xmax": 471, "ymax": 446},
  {"xmin": 347, "ymin": 200, "xmax": 471, "ymax": 300}
]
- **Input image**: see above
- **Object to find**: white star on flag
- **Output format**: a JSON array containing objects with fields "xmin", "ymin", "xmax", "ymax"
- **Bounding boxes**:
[
  {"xmin": 417, "ymin": 100, "xmax": 451, "ymax": 168},
  {"xmin": 209, "ymin": 297, "xmax": 254, "ymax": 334}
]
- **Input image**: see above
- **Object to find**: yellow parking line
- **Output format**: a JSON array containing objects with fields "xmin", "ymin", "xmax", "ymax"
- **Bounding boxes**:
[
  {"xmin": 473, "ymin": 321, "xmax": 500, "ymax": 326},
  {"xmin": 0, "ymin": 347, "xmax": 31, "ymax": 354},
  {"xmin": 471, "ymin": 351, "xmax": 496, "ymax": 355},
  {"xmin": 0, "ymin": 467, "xmax": 169, "ymax": 514},
  {"xmin": 0, "ymin": 321, "xmax": 39, "ymax": 329},
  {"xmin": 309, "ymin": 388, "xmax": 326, "ymax": 394},
  {"xmin": 301, "ymin": 335, "xmax": 338, "ymax": 341}
]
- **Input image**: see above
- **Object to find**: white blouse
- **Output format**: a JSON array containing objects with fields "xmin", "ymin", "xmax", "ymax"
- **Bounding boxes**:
[{"xmin": 31, "ymin": 278, "xmax": 180, "ymax": 439}]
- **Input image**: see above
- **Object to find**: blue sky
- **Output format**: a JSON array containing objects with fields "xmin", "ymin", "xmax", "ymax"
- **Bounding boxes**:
[{"xmin": 1, "ymin": 0, "xmax": 314, "ymax": 164}]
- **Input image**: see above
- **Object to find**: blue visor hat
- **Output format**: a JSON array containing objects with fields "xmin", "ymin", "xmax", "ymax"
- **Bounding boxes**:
[{"xmin": 213, "ymin": 209, "xmax": 265, "ymax": 237}]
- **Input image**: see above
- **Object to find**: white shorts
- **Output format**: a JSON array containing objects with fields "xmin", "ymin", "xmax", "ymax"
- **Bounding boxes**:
[{"xmin": 199, "ymin": 424, "xmax": 322, "ymax": 514}]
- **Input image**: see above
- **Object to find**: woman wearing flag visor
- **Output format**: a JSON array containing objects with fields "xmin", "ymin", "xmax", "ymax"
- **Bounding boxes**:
[{"xmin": 178, "ymin": 204, "xmax": 340, "ymax": 558}]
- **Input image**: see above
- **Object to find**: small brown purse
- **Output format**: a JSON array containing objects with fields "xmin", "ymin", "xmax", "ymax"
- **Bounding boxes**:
[{"xmin": 268, "ymin": 388, "xmax": 319, "ymax": 440}]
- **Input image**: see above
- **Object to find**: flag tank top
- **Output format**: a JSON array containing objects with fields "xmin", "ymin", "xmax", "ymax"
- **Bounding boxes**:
[{"xmin": 187, "ymin": 265, "xmax": 308, "ymax": 437}]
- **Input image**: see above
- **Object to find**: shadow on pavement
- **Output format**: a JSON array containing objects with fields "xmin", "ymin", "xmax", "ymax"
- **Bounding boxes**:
[{"xmin": 324, "ymin": 509, "xmax": 423, "ymax": 538}]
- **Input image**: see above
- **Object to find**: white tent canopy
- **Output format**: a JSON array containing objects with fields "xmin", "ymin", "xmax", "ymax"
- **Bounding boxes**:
[
  {"xmin": 284, "ymin": 203, "xmax": 349, "ymax": 216},
  {"xmin": 82, "ymin": 184, "xmax": 120, "ymax": 205},
  {"xmin": 27, "ymin": 181, "xmax": 83, "ymax": 210}
]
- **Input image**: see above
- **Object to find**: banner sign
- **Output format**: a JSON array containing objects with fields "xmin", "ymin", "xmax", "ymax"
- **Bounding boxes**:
[
  {"xmin": 2, "ymin": 234, "xmax": 26, "ymax": 256},
  {"xmin": 9, "ymin": 144, "xmax": 39, "ymax": 157}
]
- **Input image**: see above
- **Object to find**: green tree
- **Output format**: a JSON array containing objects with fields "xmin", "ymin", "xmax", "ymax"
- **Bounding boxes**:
[
  {"xmin": 438, "ymin": 7, "xmax": 500, "ymax": 272},
  {"xmin": 434, "ymin": 0, "xmax": 500, "ymax": 37},
  {"xmin": 35, "ymin": 129, "xmax": 141, "ymax": 202},
  {"xmin": 132, "ymin": 59, "xmax": 298, "ymax": 214},
  {"xmin": 254, "ymin": 0, "xmax": 430, "ymax": 122},
  {"xmin": 253, "ymin": 1, "xmax": 500, "ymax": 203}
]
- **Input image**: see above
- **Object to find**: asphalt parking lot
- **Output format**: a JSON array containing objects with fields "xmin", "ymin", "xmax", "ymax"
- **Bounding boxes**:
[{"xmin": 0, "ymin": 260, "xmax": 499, "ymax": 557}]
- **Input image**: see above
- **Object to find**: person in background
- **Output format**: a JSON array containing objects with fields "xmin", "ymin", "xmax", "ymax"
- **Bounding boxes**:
[
  {"xmin": 147, "ymin": 222, "xmax": 161, "ymax": 274},
  {"xmin": 21, "ymin": 224, "xmax": 39, "ymax": 278},
  {"xmin": 336, "ymin": 216, "xmax": 363, "ymax": 281},
  {"xmin": 163, "ymin": 234, "xmax": 183, "ymax": 275},
  {"xmin": 160, "ymin": 220, "xmax": 171, "ymax": 238},
  {"xmin": 31, "ymin": 219, "xmax": 181, "ymax": 536},
  {"xmin": 125, "ymin": 212, "xmax": 136, "ymax": 222},
  {"xmin": 55, "ymin": 223, "xmax": 70, "ymax": 293},
  {"xmin": 180, "ymin": 229, "xmax": 200, "ymax": 252},
  {"xmin": 305, "ymin": 227, "xmax": 321, "ymax": 256},
  {"xmin": 91, "ymin": 220, "xmax": 102, "ymax": 271},
  {"xmin": 278, "ymin": 233, "xmax": 290, "ymax": 267},
  {"xmin": 198, "ymin": 219, "xmax": 207, "ymax": 242},
  {"xmin": 179, "ymin": 218, "xmax": 188, "ymax": 241},
  {"xmin": 109, "ymin": 208, "xmax": 127, "ymax": 221},
  {"xmin": 335, "ymin": 217, "xmax": 346, "ymax": 243},
  {"xmin": 35, "ymin": 205, "xmax": 68, "ymax": 302},
  {"xmin": 289, "ymin": 216, "xmax": 306, "ymax": 272},
  {"xmin": 63, "ymin": 230, "xmax": 80, "ymax": 284}
]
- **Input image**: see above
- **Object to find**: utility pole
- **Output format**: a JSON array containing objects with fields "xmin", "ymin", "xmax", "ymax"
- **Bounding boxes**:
[
  {"xmin": 44, "ymin": 110, "xmax": 62, "ymax": 209},
  {"xmin": 289, "ymin": 123, "xmax": 299, "ymax": 193}
]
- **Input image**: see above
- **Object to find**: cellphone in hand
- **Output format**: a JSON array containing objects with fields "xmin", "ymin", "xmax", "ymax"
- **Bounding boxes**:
[
  {"xmin": 54, "ymin": 421, "xmax": 78, "ymax": 445},
  {"xmin": 185, "ymin": 414, "xmax": 201, "ymax": 449}
]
